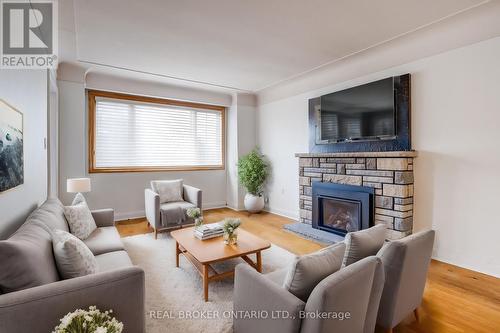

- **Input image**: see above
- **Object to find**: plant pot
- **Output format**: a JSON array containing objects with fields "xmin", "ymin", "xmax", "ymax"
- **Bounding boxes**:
[{"xmin": 244, "ymin": 193, "xmax": 265, "ymax": 213}]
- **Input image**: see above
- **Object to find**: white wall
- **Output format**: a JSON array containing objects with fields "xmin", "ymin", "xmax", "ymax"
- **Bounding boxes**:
[
  {"xmin": 236, "ymin": 105, "xmax": 257, "ymax": 208},
  {"xmin": 257, "ymin": 37, "xmax": 500, "ymax": 277},
  {"xmin": 225, "ymin": 96, "xmax": 239, "ymax": 209},
  {"xmin": 258, "ymin": 95, "xmax": 307, "ymax": 219},
  {"xmin": 0, "ymin": 69, "xmax": 48, "ymax": 238},
  {"xmin": 48, "ymin": 69, "xmax": 59, "ymax": 197},
  {"xmin": 58, "ymin": 80, "xmax": 228, "ymax": 220},
  {"xmin": 225, "ymin": 93, "xmax": 257, "ymax": 210}
]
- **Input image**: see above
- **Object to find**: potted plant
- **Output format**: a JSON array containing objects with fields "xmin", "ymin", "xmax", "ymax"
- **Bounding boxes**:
[{"xmin": 237, "ymin": 148, "xmax": 269, "ymax": 213}]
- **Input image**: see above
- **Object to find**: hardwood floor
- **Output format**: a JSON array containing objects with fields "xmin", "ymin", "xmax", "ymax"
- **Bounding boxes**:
[{"xmin": 116, "ymin": 208, "xmax": 500, "ymax": 333}]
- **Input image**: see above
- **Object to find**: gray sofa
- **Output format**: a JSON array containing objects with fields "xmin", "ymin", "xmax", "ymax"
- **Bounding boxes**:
[
  {"xmin": 145, "ymin": 183, "xmax": 202, "ymax": 238},
  {"xmin": 234, "ymin": 256, "xmax": 385, "ymax": 333},
  {"xmin": 0, "ymin": 198, "xmax": 145, "ymax": 333}
]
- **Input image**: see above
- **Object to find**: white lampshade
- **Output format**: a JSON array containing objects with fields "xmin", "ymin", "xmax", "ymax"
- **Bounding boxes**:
[{"xmin": 67, "ymin": 178, "xmax": 91, "ymax": 193}]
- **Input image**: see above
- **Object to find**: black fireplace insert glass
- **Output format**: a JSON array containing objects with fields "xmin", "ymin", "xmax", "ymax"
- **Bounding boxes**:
[
  {"xmin": 320, "ymin": 197, "xmax": 361, "ymax": 233},
  {"xmin": 312, "ymin": 182, "xmax": 374, "ymax": 236}
]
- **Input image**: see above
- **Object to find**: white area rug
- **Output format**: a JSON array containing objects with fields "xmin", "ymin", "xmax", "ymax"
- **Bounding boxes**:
[{"xmin": 122, "ymin": 232, "xmax": 295, "ymax": 333}]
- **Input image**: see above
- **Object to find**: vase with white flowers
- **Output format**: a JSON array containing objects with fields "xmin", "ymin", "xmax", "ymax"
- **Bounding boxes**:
[
  {"xmin": 187, "ymin": 207, "xmax": 203, "ymax": 227},
  {"xmin": 53, "ymin": 306, "xmax": 123, "ymax": 333},
  {"xmin": 222, "ymin": 218, "xmax": 241, "ymax": 245}
]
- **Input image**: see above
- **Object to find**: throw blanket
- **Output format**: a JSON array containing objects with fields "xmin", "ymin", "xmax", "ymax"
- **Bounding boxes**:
[{"xmin": 160, "ymin": 205, "xmax": 186, "ymax": 227}]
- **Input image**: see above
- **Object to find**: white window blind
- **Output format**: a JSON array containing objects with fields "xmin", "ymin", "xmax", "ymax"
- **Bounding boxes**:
[{"xmin": 93, "ymin": 97, "xmax": 224, "ymax": 169}]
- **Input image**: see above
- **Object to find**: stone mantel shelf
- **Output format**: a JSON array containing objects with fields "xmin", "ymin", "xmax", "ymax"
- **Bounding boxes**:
[{"xmin": 295, "ymin": 151, "xmax": 418, "ymax": 158}]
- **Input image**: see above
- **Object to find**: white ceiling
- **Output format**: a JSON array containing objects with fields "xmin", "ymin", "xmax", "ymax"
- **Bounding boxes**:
[{"xmin": 67, "ymin": 0, "xmax": 486, "ymax": 92}]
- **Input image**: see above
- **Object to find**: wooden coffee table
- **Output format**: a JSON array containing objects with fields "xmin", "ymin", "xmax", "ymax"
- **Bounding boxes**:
[{"xmin": 171, "ymin": 226, "xmax": 271, "ymax": 301}]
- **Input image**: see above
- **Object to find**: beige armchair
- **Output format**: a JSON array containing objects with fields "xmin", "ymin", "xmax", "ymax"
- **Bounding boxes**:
[{"xmin": 145, "ymin": 181, "xmax": 202, "ymax": 239}]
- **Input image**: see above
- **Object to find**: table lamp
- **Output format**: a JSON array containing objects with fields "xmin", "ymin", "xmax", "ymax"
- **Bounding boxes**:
[{"xmin": 67, "ymin": 178, "xmax": 91, "ymax": 198}]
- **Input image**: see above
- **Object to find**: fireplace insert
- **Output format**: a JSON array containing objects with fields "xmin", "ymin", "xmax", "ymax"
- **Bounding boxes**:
[{"xmin": 312, "ymin": 182, "xmax": 374, "ymax": 236}]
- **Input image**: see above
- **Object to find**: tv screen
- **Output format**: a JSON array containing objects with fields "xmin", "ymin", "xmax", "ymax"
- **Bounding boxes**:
[{"xmin": 319, "ymin": 77, "xmax": 395, "ymax": 142}]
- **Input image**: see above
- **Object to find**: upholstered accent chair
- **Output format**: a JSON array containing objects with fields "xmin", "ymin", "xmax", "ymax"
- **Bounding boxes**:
[
  {"xmin": 144, "ymin": 180, "xmax": 202, "ymax": 239},
  {"xmin": 376, "ymin": 230, "xmax": 436, "ymax": 333},
  {"xmin": 234, "ymin": 255, "xmax": 385, "ymax": 333}
]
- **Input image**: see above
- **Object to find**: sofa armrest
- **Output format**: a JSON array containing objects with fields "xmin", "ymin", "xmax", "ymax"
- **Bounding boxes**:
[
  {"xmin": 0, "ymin": 266, "xmax": 145, "ymax": 333},
  {"xmin": 183, "ymin": 184, "xmax": 202, "ymax": 209},
  {"xmin": 91, "ymin": 208, "xmax": 115, "ymax": 227},
  {"xmin": 233, "ymin": 264, "xmax": 305, "ymax": 333},
  {"xmin": 145, "ymin": 188, "xmax": 160, "ymax": 228}
]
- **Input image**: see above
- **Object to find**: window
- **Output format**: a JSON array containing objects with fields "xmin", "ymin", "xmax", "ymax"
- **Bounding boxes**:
[{"xmin": 88, "ymin": 90, "xmax": 225, "ymax": 173}]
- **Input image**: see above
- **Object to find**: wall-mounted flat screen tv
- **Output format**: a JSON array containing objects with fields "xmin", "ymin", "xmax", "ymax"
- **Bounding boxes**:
[{"xmin": 318, "ymin": 77, "xmax": 396, "ymax": 142}]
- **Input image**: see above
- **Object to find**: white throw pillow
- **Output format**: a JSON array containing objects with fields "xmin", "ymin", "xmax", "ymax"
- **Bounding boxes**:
[
  {"xmin": 51, "ymin": 229, "xmax": 97, "ymax": 279},
  {"xmin": 64, "ymin": 198, "xmax": 97, "ymax": 240},
  {"xmin": 283, "ymin": 242, "xmax": 346, "ymax": 301},
  {"xmin": 71, "ymin": 192, "xmax": 87, "ymax": 205},
  {"xmin": 342, "ymin": 224, "xmax": 387, "ymax": 267},
  {"xmin": 151, "ymin": 179, "xmax": 183, "ymax": 204}
]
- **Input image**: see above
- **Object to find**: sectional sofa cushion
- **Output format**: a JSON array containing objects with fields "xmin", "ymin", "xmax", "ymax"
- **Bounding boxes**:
[
  {"xmin": 30, "ymin": 198, "xmax": 69, "ymax": 232},
  {"xmin": 151, "ymin": 179, "xmax": 183, "ymax": 204},
  {"xmin": 95, "ymin": 251, "xmax": 133, "ymax": 272},
  {"xmin": 64, "ymin": 201, "xmax": 97, "ymax": 240},
  {"xmin": 84, "ymin": 226, "xmax": 125, "ymax": 255},
  {"xmin": 283, "ymin": 242, "xmax": 346, "ymax": 301},
  {"xmin": 52, "ymin": 229, "xmax": 98, "ymax": 279},
  {"xmin": 343, "ymin": 224, "xmax": 387, "ymax": 267},
  {"xmin": 0, "ymin": 221, "xmax": 60, "ymax": 293}
]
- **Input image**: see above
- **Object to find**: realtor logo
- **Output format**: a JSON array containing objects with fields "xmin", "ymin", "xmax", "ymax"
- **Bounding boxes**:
[{"xmin": 1, "ymin": 0, "xmax": 58, "ymax": 68}]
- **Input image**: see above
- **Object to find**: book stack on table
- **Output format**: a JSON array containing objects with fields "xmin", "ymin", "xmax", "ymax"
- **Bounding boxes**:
[{"xmin": 194, "ymin": 222, "xmax": 224, "ymax": 240}]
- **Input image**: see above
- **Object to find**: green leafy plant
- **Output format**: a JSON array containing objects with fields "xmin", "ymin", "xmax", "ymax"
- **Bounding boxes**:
[{"xmin": 237, "ymin": 148, "xmax": 269, "ymax": 196}]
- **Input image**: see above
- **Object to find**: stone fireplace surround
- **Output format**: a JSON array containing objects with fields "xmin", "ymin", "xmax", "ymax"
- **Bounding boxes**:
[{"xmin": 296, "ymin": 151, "xmax": 417, "ymax": 240}]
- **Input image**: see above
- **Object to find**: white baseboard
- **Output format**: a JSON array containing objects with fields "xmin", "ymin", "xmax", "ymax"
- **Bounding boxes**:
[
  {"xmin": 115, "ymin": 210, "xmax": 145, "ymax": 221},
  {"xmin": 222, "ymin": 205, "xmax": 299, "ymax": 221},
  {"xmin": 431, "ymin": 255, "xmax": 499, "ymax": 278},
  {"xmin": 114, "ymin": 204, "xmax": 299, "ymax": 222},
  {"xmin": 263, "ymin": 206, "xmax": 299, "ymax": 221},
  {"xmin": 203, "ymin": 201, "xmax": 228, "ymax": 210},
  {"xmin": 225, "ymin": 205, "xmax": 244, "ymax": 211},
  {"xmin": 114, "ymin": 201, "xmax": 229, "ymax": 221}
]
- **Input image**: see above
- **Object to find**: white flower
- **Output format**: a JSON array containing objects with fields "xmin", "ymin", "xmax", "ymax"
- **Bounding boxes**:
[{"xmin": 52, "ymin": 306, "xmax": 123, "ymax": 333}]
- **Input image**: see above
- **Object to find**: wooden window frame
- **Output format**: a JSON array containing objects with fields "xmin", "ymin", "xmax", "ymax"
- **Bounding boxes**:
[{"xmin": 88, "ymin": 89, "xmax": 226, "ymax": 173}]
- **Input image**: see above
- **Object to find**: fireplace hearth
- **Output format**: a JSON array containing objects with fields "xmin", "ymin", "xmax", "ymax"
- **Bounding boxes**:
[{"xmin": 312, "ymin": 182, "xmax": 374, "ymax": 236}]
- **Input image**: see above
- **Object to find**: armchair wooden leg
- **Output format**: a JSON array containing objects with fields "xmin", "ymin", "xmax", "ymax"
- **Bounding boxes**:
[
  {"xmin": 154, "ymin": 229, "xmax": 158, "ymax": 239},
  {"xmin": 414, "ymin": 308, "xmax": 420, "ymax": 322}
]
